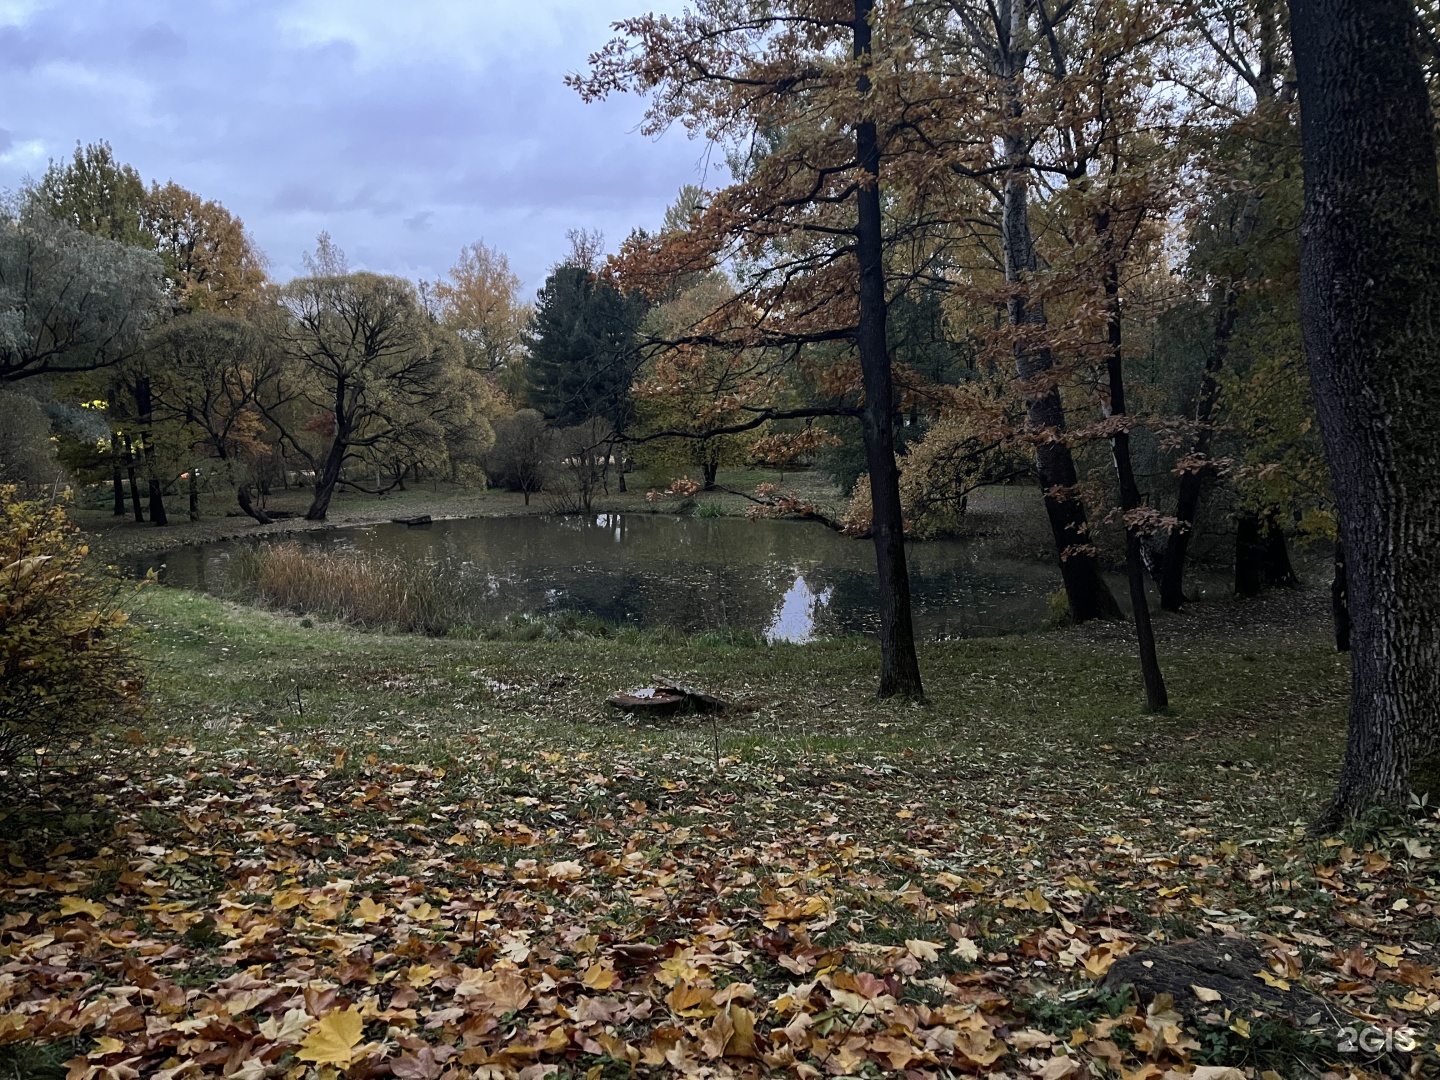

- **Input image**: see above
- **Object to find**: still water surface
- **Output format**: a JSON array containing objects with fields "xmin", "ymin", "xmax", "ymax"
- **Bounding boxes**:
[{"xmin": 133, "ymin": 514, "xmax": 1109, "ymax": 642}]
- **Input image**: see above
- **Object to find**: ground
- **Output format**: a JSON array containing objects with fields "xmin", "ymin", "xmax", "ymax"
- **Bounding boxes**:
[{"xmin": 2, "ymin": 573, "xmax": 1437, "ymax": 1079}]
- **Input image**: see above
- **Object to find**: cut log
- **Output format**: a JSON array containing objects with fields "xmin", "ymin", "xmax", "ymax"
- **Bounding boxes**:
[
  {"xmin": 606, "ymin": 688, "xmax": 688, "ymax": 715},
  {"xmin": 606, "ymin": 679, "xmax": 730, "ymax": 716},
  {"xmin": 391, "ymin": 515, "xmax": 432, "ymax": 526}
]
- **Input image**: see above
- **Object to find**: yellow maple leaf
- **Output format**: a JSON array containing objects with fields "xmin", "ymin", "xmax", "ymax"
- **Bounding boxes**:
[
  {"xmin": 1023, "ymin": 887, "xmax": 1051, "ymax": 913},
  {"xmin": 352, "ymin": 896, "xmax": 388, "ymax": 924},
  {"xmin": 296, "ymin": 1006, "xmax": 364, "ymax": 1067},
  {"xmin": 581, "ymin": 961, "xmax": 620, "ymax": 990},
  {"xmin": 1192, "ymin": 985, "xmax": 1223, "ymax": 1003},
  {"xmin": 58, "ymin": 897, "xmax": 106, "ymax": 920},
  {"xmin": 905, "ymin": 939, "xmax": 941, "ymax": 962}
]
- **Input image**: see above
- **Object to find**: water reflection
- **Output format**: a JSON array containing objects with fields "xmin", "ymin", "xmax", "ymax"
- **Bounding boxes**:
[
  {"xmin": 766, "ymin": 574, "xmax": 834, "ymax": 643},
  {"xmin": 127, "ymin": 513, "xmax": 1155, "ymax": 640}
]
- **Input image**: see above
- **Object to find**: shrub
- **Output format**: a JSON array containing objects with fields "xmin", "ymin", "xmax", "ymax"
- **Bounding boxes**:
[{"xmin": 0, "ymin": 485, "xmax": 143, "ymax": 777}]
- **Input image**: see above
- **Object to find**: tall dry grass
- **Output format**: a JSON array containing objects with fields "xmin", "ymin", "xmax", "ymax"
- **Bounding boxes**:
[{"xmin": 235, "ymin": 542, "xmax": 453, "ymax": 633}]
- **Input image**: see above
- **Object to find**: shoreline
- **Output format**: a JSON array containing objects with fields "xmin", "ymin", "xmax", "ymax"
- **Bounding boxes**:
[{"xmin": 75, "ymin": 471, "xmax": 850, "ymax": 561}]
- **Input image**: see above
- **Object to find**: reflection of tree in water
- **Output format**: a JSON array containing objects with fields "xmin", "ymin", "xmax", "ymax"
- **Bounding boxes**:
[{"xmin": 766, "ymin": 575, "xmax": 835, "ymax": 643}]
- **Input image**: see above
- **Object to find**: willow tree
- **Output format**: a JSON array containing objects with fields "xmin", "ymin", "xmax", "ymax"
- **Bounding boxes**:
[
  {"xmin": 578, "ymin": 0, "xmax": 929, "ymax": 698},
  {"xmin": 276, "ymin": 270, "xmax": 457, "ymax": 521},
  {"xmin": 1290, "ymin": 0, "xmax": 1440, "ymax": 823}
]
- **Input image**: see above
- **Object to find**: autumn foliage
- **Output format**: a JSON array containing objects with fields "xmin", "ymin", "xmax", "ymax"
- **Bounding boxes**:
[{"xmin": 0, "ymin": 485, "xmax": 143, "ymax": 774}]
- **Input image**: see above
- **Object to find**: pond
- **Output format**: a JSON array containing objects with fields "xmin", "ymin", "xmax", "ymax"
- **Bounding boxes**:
[{"xmin": 130, "ymin": 513, "xmax": 1140, "ymax": 642}]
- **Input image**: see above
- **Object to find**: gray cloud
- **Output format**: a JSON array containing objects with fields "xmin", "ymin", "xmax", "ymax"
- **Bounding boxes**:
[{"xmin": 0, "ymin": 0, "xmax": 709, "ymax": 291}]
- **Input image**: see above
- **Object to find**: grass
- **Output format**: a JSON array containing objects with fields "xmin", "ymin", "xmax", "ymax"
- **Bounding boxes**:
[
  {"xmin": 5, "ymin": 583, "xmax": 1437, "ymax": 1077},
  {"xmin": 125, "ymin": 584, "xmax": 1353, "ymax": 809}
]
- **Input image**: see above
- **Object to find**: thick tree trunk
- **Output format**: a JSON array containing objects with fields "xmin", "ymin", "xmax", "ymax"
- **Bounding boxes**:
[
  {"xmin": 1234, "ymin": 510, "xmax": 1265, "ymax": 597},
  {"xmin": 854, "ymin": 0, "xmax": 924, "ymax": 700},
  {"xmin": 146, "ymin": 455, "xmax": 169, "ymax": 526},
  {"xmin": 1291, "ymin": 0, "xmax": 1440, "ymax": 825},
  {"xmin": 1261, "ymin": 516, "xmax": 1298, "ymax": 587},
  {"xmin": 306, "ymin": 436, "xmax": 346, "ymax": 521},
  {"xmin": 1100, "ymin": 247, "xmax": 1168, "ymax": 711}
]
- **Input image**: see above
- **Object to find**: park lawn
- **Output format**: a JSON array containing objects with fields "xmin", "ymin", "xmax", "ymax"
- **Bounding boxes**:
[{"xmin": 2, "ymin": 585, "xmax": 1437, "ymax": 1079}]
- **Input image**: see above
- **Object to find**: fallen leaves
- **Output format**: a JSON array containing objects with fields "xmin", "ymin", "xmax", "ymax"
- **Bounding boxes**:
[{"xmin": 1, "ymin": 722, "xmax": 1436, "ymax": 1079}]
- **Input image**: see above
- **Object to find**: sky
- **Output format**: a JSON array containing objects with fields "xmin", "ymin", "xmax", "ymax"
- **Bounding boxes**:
[{"xmin": 0, "ymin": 0, "xmax": 715, "ymax": 294}]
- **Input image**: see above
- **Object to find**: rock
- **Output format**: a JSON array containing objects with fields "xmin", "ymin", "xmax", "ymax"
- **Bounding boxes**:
[{"xmin": 1103, "ymin": 936, "xmax": 1328, "ymax": 1023}]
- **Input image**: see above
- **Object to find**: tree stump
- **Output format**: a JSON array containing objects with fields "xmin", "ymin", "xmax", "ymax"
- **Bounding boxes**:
[{"xmin": 1103, "ymin": 937, "xmax": 1329, "ymax": 1023}]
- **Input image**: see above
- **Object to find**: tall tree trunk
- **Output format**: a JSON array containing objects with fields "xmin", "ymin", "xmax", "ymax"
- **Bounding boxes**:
[
  {"xmin": 144, "ymin": 439, "xmax": 168, "ymax": 527},
  {"xmin": 1261, "ymin": 514, "xmax": 1299, "ymax": 587},
  {"xmin": 189, "ymin": 467, "xmax": 199, "ymax": 522},
  {"xmin": 1291, "ymin": 0, "xmax": 1440, "ymax": 825},
  {"xmin": 1100, "ymin": 240, "xmax": 1168, "ymax": 711},
  {"xmin": 1160, "ymin": 68, "xmax": 1287, "ymax": 610},
  {"xmin": 123, "ymin": 434, "xmax": 144, "ymax": 523},
  {"xmin": 1161, "ymin": 263, "xmax": 1250, "ymax": 610},
  {"xmin": 854, "ymin": 0, "xmax": 924, "ymax": 700},
  {"xmin": 1234, "ymin": 510, "xmax": 1265, "ymax": 597},
  {"xmin": 996, "ymin": 6, "xmax": 1121, "ymax": 624},
  {"xmin": 134, "ymin": 378, "xmax": 167, "ymax": 527},
  {"xmin": 110, "ymin": 435, "xmax": 126, "ymax": 516},
  {"xmin": 1002, "ymin": 168, "xmax": 1122, "ymax": 622}
]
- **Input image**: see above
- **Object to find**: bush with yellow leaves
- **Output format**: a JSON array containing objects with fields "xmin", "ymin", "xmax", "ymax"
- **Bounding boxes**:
[
  {"xmin": 0, "ymin": 483, "xmax": 144, "ymax": 777},
  {"xmin": 843, "ymin": 414, "xmax": 1026, "ymax": 539}
]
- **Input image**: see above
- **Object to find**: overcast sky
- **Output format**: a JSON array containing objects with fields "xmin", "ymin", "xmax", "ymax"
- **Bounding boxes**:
[{"xmin": 0, "ymin": 0, "xmax": 714, "ymax": 294}]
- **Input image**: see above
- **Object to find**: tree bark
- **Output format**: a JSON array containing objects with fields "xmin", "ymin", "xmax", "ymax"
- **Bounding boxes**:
[
  {"xmin": 188, "ymin": 467, "xmax": 199, "ymax": 522},
  {"xmin": 1261, "ymin": 515, "xmax": 1299, "ymax": 587},
  {"xmin": 1234, "ymin": 510, "xmax": 1265, "ymax": 597},
  {"xmin": 854, "ymin": 0, "xmax": 924, "ymax": 700},
  {"xmin": 123, "ymin": 434, "xmax": 144, "ymax": 523},
  {"xmin": 1100, "ymin": 241, "xmax": 1168, "ymax": 711},
  {"xmin": 306, "ymin": 434, "xmax": 347, "ymax": 521},
  {"xmin": 1290, "ymin": 0, "xmax": 1440, "ymax": 825}
]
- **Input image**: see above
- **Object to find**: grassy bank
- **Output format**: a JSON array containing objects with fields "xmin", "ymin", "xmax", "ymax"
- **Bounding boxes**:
[{"xmin": 2, "ymin": 586, "xmax": 1436, "ymax": 1078}]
